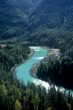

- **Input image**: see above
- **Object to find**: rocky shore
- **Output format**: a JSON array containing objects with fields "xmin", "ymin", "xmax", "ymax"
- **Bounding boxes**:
[
  {"xmin": 11, "ymin": 47, "xmax": 34, "ymax": 76},
  {"xmin": 30, "ymin": 47, "xmax": 60, "ymax": 80}
]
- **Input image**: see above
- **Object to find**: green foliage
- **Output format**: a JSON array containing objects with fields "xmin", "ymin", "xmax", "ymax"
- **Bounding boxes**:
[
  {"xmin": 37, "ymin": 56, "xmax": 73, "ymax": 89},
  {"xmin": 0, "ymin": 45, "xmax": 72, "ymax": 110},
  {"xmin": 0, "ymin": 0, "xmax": 73, "ymax": 110},
  {"xmin": 0, "ymin": 82, "xmax": 72, "ymax": 110},
  {"xmin": 0, "ymin": 44, "xmax": 30, "ymax": 82},
  {"xmin": 1, "ymin": 0, "xmax": 73, "ymax": 62},
  {"xmin": 15, "ymin": 100, "xmax": 22, "ymax": 110}
]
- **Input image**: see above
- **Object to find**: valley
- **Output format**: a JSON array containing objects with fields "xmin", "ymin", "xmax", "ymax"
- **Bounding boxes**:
[{"xmin": 0, "ymin": 0, "xmax": 73, "ymax": 110}]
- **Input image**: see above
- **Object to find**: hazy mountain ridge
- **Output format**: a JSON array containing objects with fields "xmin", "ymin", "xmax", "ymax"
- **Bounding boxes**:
[
  {"xmin": 0, "ymin": 0, "xmax": 30, "ymax": 39},
  {"xmin": 0, "ymin": 0, "xmax": 73, "ymax": 52},
  {"xmin": 26, "ymin": 0, "xmax": 73, "ymax": 59},
  {"xmin": 0, "ymin": 0, "xmax": 42, "ymax": 40},
  {"xmin": 30, "ymin": 0, "xmax": 73, "ymax": 29}
]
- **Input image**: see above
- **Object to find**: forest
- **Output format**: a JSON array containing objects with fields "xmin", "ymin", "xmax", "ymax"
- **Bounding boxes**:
[
  {"xmin": 37, "ymin": 56, "xmax": 73, "ymax": 90},
  {"xmin": 0, "ymin": 44, "xmax": 30, "ymax": 82},
  {"xmin": 0, "ymin": 44, "xmax": 73, "ymax": 110},
  {"xmin": 0, "ymin": 80, "xmax": 73, "ymax": 110},
  {"xmin": 0, "ymin": 0, "xmax": 73, "ymax": 109}
]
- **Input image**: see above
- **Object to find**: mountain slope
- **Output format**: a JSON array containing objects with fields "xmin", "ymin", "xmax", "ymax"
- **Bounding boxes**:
[
  {"xmin": 26, "ymin": 0, "xmax": 73, "ymax": 59},
  {"xmin": 1, "ymin": 0, "xmax": 73, "ymax": 59},
  {"xmin": 0, "ymin": 0, "xmax": 44, "ymax": 40},
  {"xmin": 30, "ymin": 0, "xmax": 73, "ymax": 29},
  {"xmin": 0, "ymin": 0, "xmax": 31, "ymax": 40}
]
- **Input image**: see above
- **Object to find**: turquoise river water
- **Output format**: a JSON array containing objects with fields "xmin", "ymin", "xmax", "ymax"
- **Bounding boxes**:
[
  {"xmin": 16, "ymin": 46, "xmax": 73, "ymax": 94},
  {"xmin": 16, "ymin": 47, "xmax": 50, "ymax": 89}
]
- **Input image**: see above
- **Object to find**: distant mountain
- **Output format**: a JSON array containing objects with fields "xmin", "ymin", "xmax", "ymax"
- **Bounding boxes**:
[
  {"xmin": 1, "ymin": 0, "xmax": 73, "ymax": 58},
  {"xmin": 26, "ymin": 0, "xmax": 73, "ymax": 59},
  {"xmin": 0, "ymin": 0, "xmax": 29, "ymax": 39},
  {"xmin": 30, "ymin": 0, "xmax": 73, "ymax": 29},
  {"xmin": 0, "ymin": 0, "xmax": 43, "ymax": 40}
]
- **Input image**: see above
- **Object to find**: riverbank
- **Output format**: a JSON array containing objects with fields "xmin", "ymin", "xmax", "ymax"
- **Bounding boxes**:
[
  {"xmin": 30, "ymin": 47, "xmax": 60, "ymax": 81},
  {"xmin": 15, "ymin": 46, "xmax": 73, "ymax": 95},
  {"xmin": 11, "ymin": 47, "xmax": 34, "ymax": 75},
  {"xmin": 30, "ymin": 47, "xmax": 70, "ymax": 92},
  {"xmin": 30, "ymin": 47, "xmax": 73, "ymax": 95}
]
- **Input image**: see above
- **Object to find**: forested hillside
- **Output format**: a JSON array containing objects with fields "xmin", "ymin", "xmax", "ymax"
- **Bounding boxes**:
[
  {"xmin": 28, "ymin": 0, "xmax": 73, "ymax": 59},
  {"xmin": 0, "ymin": 44, "xmax": 30, "ymax": 82},
  {"xmin": 1, "ymin": 0, "xmax": 73, "ymax": 59},
  {"xmin": 0, "ymin": 0, "xmax": 42, "ymax": 40},
  {"xmin": 0, "ymin": 0, "xmax": 29, "ymax": 40},
  {"xmin": 30, "ymin": 0, "xmax": 73, "ymax": 29},
  {"xmin": 0, "ymin": 81, "xmax": 73, "ymax": 110},
  {"xmin": 37, "ymin": 57, "xmax": 73, "ymax": 90},
  {"xmin": 0, "ymin": 0, "xmax": 73, "ymax": 87},
  {"xmin": 0, "ymin": 0, "xmax": 73, "ymax": 109},
  {"xmin": 0, "ymin": 45, "xmax": 73, "ymax": 110}
]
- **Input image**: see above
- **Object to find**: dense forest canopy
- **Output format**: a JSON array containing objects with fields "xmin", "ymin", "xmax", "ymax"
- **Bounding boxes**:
[
  {"xmin": 37, "ymin": 56, "xmax": 73, "ymax": 90},
  {"xmin": 0, "ymin": 0, "xmax": 73, "ymax": 60},
  {"xmin": 0, "ymin": 0, "xmax": 73, "ymax": 110},
  {"xmin": 0, "ymin": 44, "xmax": 30, "ymax": 82},
  {"xmin": 0, "ymin": 44, "xmax": 73, "ymax": 110}
]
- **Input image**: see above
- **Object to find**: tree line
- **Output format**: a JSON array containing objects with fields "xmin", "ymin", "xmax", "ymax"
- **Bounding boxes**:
[
  {"xmin": 37, "ymin": 56, "xmax": 73, "ymax": 90},
  {"xmin": 0, "ymin": 44, "xmax": 73, "ymax": 110},
  {"xmin": 0, "ymin": 80, "xmax": 73, "ymax": 110}
]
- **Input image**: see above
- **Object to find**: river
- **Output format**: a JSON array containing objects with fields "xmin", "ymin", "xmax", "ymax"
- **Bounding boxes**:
[
  {"xmin": 15, "ymin": 46, "xmax": 73, "ymax": 94},
  {"xmin": 16, "ymin": 46, "xmax": 51, "ymax": 90}
]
